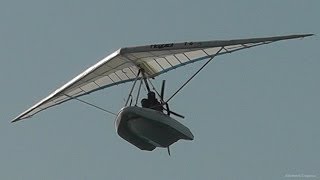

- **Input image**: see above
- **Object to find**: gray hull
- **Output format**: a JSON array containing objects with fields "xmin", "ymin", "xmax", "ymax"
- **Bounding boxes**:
[{"xmin": 115, "ymin": 106, "xmax": 194, "ymax": 151}]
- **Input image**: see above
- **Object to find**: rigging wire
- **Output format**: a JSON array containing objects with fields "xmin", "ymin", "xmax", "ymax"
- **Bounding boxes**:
[
  {"xmin": 166, "ymin": 47, "xmax": 224, "ymax": 103},
  {"xmin": 63, "ymin": 94, "xmax": 117, "ymax": 116}
]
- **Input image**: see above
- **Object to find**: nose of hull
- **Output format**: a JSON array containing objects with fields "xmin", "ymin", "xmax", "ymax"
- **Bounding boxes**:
[{"xmin": 115, "ymin": 106, "xmax": 194, "ymax": 151}]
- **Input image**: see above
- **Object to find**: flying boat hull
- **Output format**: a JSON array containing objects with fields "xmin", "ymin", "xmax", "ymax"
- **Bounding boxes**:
[{"xmin": 115, "ymin": 106, "xmax": 194, "ymax": 151}]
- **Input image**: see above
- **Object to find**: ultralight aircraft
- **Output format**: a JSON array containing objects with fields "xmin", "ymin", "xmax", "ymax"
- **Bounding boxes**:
[{"xmin": 12, "ymin": 34, "xmax": 312, "ymax": 155}]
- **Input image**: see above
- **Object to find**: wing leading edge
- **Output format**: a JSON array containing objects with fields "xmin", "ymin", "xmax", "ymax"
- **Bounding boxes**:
[{"xmin": 12, "ymin": 34, "xmax": 313, "ymax": 122}]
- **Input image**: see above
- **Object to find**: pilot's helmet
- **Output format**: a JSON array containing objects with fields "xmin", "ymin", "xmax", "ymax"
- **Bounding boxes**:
[{"xmin": 148, "ymin": 91, "xmax": 156, "ymax": 99}]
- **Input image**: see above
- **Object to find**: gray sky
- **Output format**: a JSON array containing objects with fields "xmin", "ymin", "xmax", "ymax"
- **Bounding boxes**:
[{"xmin": 1, "ymin": 0, "xmax": 319, "ymax": 179}]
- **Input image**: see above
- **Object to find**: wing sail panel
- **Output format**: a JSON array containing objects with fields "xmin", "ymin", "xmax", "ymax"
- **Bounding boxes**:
[{"xmin": 12, "ymin": 34, "xmax": 312, "ymax": 122}]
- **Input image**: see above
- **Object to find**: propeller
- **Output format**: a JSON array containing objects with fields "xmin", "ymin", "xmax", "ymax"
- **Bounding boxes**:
[{"xmin": 160, "ymin": 80, "xmax": 185, "ymax": 119}]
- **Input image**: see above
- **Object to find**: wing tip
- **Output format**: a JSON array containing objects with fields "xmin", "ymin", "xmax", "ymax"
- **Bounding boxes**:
[
  {"xmin": 282, "ymin": 33, "xmax": 314, "ymax": 40},
  {"xmin": 11, "ymin": 118, "xmax": 20, "ymax": 123},
  {"xmin": 11, "ymin": 119, "xmax": 19, "ymax": 123},
  {"xmin": 11, "ymin": 118, "xmax": 22, "ymax": 123},
  {"xmin": 11, "ymin": 115, "xmax": 32, "ymax": 123},
  {"xmin": 301, "ymin": 33, "xmax": 314, "ymax": 37}
]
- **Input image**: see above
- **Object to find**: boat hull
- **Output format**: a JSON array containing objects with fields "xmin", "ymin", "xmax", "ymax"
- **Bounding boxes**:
[{"xmin": 115, "ymin": 106, "xmax": 194, "ymax": 151}]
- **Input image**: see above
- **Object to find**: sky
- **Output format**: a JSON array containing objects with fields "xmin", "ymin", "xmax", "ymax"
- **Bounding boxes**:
[{"xmin": 1, "ymin": 0, "xmax": 319, "ymax": 179}]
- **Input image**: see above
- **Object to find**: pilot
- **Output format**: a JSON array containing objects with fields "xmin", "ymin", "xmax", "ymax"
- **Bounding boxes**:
[
  {"xmin": 147, "ymin": 91, "xmax": 163, "ymax": 112},
  {"xmin": 141, "ymin": 91, "xmax": 163, "ymax": 112}
]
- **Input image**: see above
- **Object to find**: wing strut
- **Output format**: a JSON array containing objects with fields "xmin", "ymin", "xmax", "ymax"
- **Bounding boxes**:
[
  {"xmin": 134, "ymin": 79, "xmax": 143, "ymax": 106},
  {"xmin": 141, "ymin": 69, "xmax": 151, "ymax": 93},
  {"xmin": 165, "ymin": 47, "xmax": 224, "ymax": 103},
  {"xmin": 125, "ymin": 70, "xmax": 141, "ymax": 106}
]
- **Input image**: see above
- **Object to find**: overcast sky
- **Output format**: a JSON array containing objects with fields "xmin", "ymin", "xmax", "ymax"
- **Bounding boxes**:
[{"xmin": 1, "ymin": 0, "xmax": 319, "ymax": 179}]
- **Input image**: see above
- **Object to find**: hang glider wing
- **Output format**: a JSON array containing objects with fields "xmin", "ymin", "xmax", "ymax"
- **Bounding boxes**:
[{"xmin": 12, "ymin": 34, "xmax": 313, "ymax": 122}]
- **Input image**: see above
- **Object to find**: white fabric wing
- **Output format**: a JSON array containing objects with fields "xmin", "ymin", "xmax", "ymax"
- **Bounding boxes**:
[{"xmin": 12, "ymin": 34, "xmax": 312, "ymax": 122}]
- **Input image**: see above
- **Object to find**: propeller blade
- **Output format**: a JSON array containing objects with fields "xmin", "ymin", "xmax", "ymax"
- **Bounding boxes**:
[
  {"xmin": 163, "ymin": 107, "xmax": 185, "ymax": 119},
  {"xmin": 169, "ymin": 111, "xmax": 185, "ymax": 119},
  {"xmin": 167, "ymin": 146, "xmax": 171, "ymax": 156},
  {"xmin": 165, "ymin": 103, "xmax": 170, "ymax": 116},
  {"xmin": 159, "ymin": 79, "xmax": 184, "ymax": 119},
  {"xmin": 160, "ymin": 80, "xmax": 166, "ymax": 101}
]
